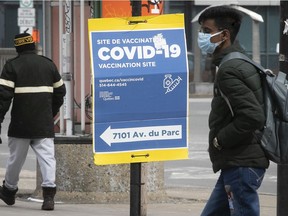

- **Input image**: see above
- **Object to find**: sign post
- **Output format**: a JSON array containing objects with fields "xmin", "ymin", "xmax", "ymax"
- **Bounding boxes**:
[
  {"xmin": 62, "ymin": 0, "xmax": 74, "ymax": 136},
  {"xmin": 18, "ymin": 0, "xmax": 35, "ymax": 34},
  {"xmin": 88, "ymin": 13, "xmax": 189, "ymax": 215},
  {"xmin": 130, "ymin": 2, "xmax": 146, "ymax": 215}
]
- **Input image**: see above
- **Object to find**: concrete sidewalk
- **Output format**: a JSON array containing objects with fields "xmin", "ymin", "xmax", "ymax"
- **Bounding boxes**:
[
  {"xmin": 0, "ymin": 186, "xmax": 277, "ymax": 216},
  {"xmin": 0, "ymin": 165, "xmax": 277, "ymax": 215}
]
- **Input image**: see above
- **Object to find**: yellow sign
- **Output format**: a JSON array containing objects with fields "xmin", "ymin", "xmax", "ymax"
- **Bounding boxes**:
[{"xmin": 88, "ymin": 14, "xmax": 189, "ymax": 165}]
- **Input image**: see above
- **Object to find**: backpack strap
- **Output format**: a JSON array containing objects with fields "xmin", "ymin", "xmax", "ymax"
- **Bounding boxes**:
[
  {"xmin": 277, "ymin": 71, "xmax": 287, "ymax": 84},
  {"xmin": 220, "ymin": 52, "xmax": 268, "ymax": 75},
  {"xmin": 218, "ymin": 52, "xmax": 269, "ymax": 118},
  {"xmin": 219, "ymin": 89, "xmax": 234, "ymax": 117}
]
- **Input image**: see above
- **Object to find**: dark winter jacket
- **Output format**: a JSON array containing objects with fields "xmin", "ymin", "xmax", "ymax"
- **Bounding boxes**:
[
  {"xmin": 0, "ymin": 50, "xmax": 66, "ymax": 138},
  {"xmin": 209, "ymin": 44, "xmax": 269, "ymax": 173}
]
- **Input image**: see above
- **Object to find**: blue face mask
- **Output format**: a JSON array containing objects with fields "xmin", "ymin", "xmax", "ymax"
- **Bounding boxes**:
[{"xmin": 197, "ymin": 31, "xmax": 224, "ymax": 54}]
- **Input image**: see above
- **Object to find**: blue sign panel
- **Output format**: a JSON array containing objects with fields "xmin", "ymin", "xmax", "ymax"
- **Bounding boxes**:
[{"xmin": 89, "ymin": 15, "xmax": 189, "ymax": 164}]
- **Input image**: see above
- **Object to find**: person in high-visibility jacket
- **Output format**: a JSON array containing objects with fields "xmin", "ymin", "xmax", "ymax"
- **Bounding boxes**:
[{"xmin": 0, "ymin": 30, "xmax": 66, "ymax": 211}]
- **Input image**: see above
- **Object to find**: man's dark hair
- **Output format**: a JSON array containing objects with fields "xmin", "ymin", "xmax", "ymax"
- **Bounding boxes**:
[{"xmin": 198, "ymin": 6, "xmax": 242, "ymax": 43}]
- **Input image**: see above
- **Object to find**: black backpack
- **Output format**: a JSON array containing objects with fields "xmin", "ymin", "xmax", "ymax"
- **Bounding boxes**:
[{"xmin": 220, "ymin": 52, "xmax": 288, "ymax": 164}]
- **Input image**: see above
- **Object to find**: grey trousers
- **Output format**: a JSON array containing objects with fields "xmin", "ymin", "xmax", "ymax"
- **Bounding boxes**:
[{"xmin": 4, "ymin": 137, "xmax": 56, "ymax": 190}]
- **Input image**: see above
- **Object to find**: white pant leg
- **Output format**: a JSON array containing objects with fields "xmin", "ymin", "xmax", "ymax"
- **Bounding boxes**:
[
  {"xmin": 31, "ymin": 138, "xmax": 56, "ymax": 188},
  {"xmin": 5, "ymin": 137, "xmax": 31, "ymax": 190}
]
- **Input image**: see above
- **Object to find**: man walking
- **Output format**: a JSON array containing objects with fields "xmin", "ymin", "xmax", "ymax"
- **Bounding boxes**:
[
  {"xmin": 0, "ymin": 30, "xmax": 66, "ymax": 211},
  {"xmin": 197, "ymin": 6, "xmax": 269, "ymax": 216}
]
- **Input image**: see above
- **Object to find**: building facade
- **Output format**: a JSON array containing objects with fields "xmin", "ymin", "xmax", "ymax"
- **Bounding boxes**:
[{"xmin": 0, "ymin": 0, "xmax": 281, "ymax": 134}]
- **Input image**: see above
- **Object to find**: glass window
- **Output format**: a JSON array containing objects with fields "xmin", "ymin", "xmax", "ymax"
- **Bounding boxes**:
[
  {"xmin": 191, "ymin": 5, "xmax": 279, "ymax": 82},
  {"xmin": 0, "ymin": 1, "xmax": 43, "ymax": 48},
  {"xmin": 0, "ymin": 2, "xmax": 18, "ymax": 48}
]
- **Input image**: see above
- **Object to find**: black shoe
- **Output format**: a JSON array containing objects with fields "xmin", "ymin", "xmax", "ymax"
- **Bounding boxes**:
[
  {"xmin": 0, "ymin": 184, "xmax": 18, "ymax": 206},
  {"xmin": 41, "ymin": 187, "xmax": 56, "ymax": 211},
  {"xmin": 42, "ymin": 196, "xmax": 55, "ymax": 210}
]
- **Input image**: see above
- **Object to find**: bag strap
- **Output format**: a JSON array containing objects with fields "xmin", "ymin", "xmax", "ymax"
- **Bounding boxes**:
[
  {"xmin": 219, "ymin": 89, "xmax": 234, "ymax": 117},
  {"xmin": 277, "ymin": 71, "xmax": 287, "ymax": 84},
  {"xmin": 220, "ymin": 52, "xmax": 269, "ymax": 75},
  {"xmin": 218, "ymin": 52, "xmax": 267, "ymax": 118}
]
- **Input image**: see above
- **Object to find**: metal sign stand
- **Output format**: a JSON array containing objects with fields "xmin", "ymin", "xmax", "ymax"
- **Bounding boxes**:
[
  {"xmin": 129, "ymin": 2, "xmax": 146, "ymax": 216},
  {"xmin": 130, "ymin": 163, "xmax": 147, "ymax": 216}
]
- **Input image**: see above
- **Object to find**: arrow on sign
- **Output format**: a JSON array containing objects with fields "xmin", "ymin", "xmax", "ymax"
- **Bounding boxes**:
[{"xmin": 100, "ymin": 125, "xmax": 182, "ymax": 146}]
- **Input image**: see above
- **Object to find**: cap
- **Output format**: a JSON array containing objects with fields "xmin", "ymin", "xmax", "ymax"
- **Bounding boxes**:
[{"xmin": 14, "ymin": 29, "xmax": 35, "ymax": 53}]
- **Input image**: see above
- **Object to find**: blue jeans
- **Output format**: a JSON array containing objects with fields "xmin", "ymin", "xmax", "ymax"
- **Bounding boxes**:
[{"xmin": 200, "ymin": 167, "xmax": 265, "ymax": 216}]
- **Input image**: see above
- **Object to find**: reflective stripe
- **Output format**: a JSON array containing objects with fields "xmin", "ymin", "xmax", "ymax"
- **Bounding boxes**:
[
  {"xmin": 53, "ymin": 79, "xmax": 64, "ymax": 88},
  {"xmin": 15, "ymin": 86, "xmax": 53, "ymax": 93},
  {"xmin": 0, "ymin": 79, "xmax": 15, "ymax": 88}
]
